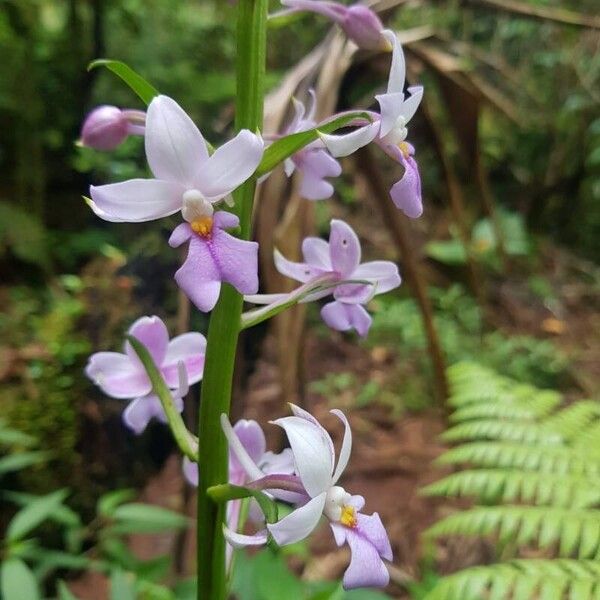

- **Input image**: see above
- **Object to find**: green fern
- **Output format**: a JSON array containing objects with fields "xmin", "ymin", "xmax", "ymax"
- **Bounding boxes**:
[
  {"xmin": 436, "ymin": 442, "xmax": 600, "ymax": 476},
  {"xmin": 425, "ymin": 560, "xmax": 600, "ymax": 600},
  {"xmin": 423, "ymin": 361, "xmax": 600, "ymax": 600},
  {"xmin": 426, "ymin": 506, "xmax": 600, "ymax": 557},
  {"xmin": 422, "ymin": 469, "xmax": 600, "ymax": 507}
]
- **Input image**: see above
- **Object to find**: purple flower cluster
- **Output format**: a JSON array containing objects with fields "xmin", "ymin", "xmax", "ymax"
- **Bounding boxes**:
[{"xmin": 82, "ymin": 2, "xmax": 426, "ymax": 590}]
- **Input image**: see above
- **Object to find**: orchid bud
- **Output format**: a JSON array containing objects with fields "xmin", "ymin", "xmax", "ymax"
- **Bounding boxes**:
[
  {"xmin": 341, "ymin": 5, "xmax": 388, "ymax": 51},
  {"xmin": 80, "ymin": 106, "xmax": 145, "ymax": 150}
]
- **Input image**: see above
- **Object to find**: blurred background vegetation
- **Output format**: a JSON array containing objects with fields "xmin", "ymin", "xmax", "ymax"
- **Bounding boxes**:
[{"xmin": 0, "ymin": 0, "xmax": 598, "ymax": 598}]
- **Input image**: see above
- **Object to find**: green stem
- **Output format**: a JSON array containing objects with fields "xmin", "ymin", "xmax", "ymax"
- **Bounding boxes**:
[{"xmin": 196, "ymin": 1, "xmax": 267, "ymax": 599}]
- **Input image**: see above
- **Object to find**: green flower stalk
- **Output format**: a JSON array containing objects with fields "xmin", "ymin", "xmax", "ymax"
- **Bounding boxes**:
[{"xmin": 195, "ymin": 1, "xmax": 268, "ymax": 598}]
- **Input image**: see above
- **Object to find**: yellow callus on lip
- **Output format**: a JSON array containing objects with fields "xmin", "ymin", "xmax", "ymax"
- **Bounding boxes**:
[
  {"xmin": 191, "ymin": 216, "xmax": 213, "ymax": 237},
  {"xmin": 340, "ymin": 504, "xmax": 358, "ymax": 528},
  {"xmin": 398, "ymin": 141, "xmax": 410, "ymax": 159}
]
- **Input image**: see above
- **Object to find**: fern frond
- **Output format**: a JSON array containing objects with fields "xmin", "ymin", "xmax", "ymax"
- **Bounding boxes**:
[
  {"xmin": 423, "ymin": 559, "xmax": 600, "ymax": 600},
  {"xmin": 574, "ymin": 421, "xmax": 600, "ymax": 452},
  {"xmin": 450, "ymin": 392, "xmax": 560, "ymax": 423},
  {"xmin": 447, "ymin": 363, "xmax": 514, "ymax": 407},
  {"xmin": 426, "ymin": 506, "xmax": 600, "ymax": 558},
  {"xmin": 436, "ymin": 442, "xmax": 600, "ymax": 476},
  {"xmin": 441, "ymin": 419, "xmax": 563, "ymax": 445},
  {"xmin": 422, "ymin": 469, "xmax": 600, "ymax": 508},
  {"xmin": 543, "ymin": 400, "xmax": 600, "ymax": 441}
]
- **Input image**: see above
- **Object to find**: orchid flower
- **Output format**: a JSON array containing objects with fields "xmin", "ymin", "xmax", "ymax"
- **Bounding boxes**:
[
  {"xmin": 320, "ymin": 30, "xmax": 424, "ymax": 218},
  {"xmin": 280, "ymin": 0, "xmax": 390, "ymax": 51},
  {"xmin": 222, "ymin": 405, "xmax": 393, "ymax": 590},
  {"xmin": 80, "ymin": 106, "xmax": 146, "ymax": 150},
  {"xmin": 85, "ymin": 316, "xmax": 205, "ymax": 433},
  {"xmin": 184, "ymin": 419, "xmax": 295, "ymax": 553},
  {"xmin": 89, "ymin": 95, "xmax": 264, "ymax": 223},
  {"xmin": 274, "ymin": 219, "xmax": 400, "ymax": 336},
  {"xmin": 283, "ymin": 92, "xmax": 342, "ymax": 200},
  {"xmin": 88, "ymin": 95, "xmax": 263, "ymax": 311}
]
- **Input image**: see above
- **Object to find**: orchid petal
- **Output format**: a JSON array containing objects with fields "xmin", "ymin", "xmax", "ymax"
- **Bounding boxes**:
[
  {"xmin": 384, "ymin": 29, "xmax": 405, "ymax": 95},
  {"xmin": 321, "ymin": 301, "xmax": 372, "ymax": 337},
  {"xmin": 319, "ymin": 122, "xmax": 379, "ymax": 158},
  {"xmin": 90, "ymin": 179, "xmax": 183, "ymax": 223},
  {"xmin": 375, "ymin": 91, "xmax": 405, "ymax": 138},
  {"xmin": 232, "ymin": 420, "xmax": 267, "ymax": 468},
  {"xmin": 330, "ymin": 522, "xmax": 348, "ymax": 547},
  {"xmin": 284, "ymin": 157, "xmax": 296, "ymax": 177},
  {"xmin": 274, "ymin": 250, "xmax": 320, "ymax": 283},
  {"xmin": 197, "ymin": 130, "xmax": 264, "ymax": 201},
  {"xmin": 272, "ymin": 416, "xmax": 334, "ymax": 497},
  {"xmin": 169, "ymin": 223, "xmax": 193, "ymax": 247},
  {"xmin": 401, "ymin": 86, "xmax": 424, "ymax": 123},
  {"xmin": 289, "ymin": 404, "xmax": 336, "ymax": 460},
  {"xmin": 343, "ymin": 526, "xmax": 390, "ymax": 589},
  {"xmin": 329, "ymin": 219, "xmax": 361, "ymax": 276},
  {"xmin": 299, "ymin": 175, "xmax": 334, "ymax": 201},
  {"xmin": 122, "ymin": 394, "xmax": 164, "ymax": 435},
  {"xmin": 171, "ymin": 235, "xmax": 222, "ymax": 312},
  {"xmin": 126, "ymin": 316, "xmax": 169, "ymax": 367},
  {"xmin": 333, "ymin": 283, "xmax": 374, "ymax": 305},
  {"xmin": 221, "ymin": 414, "xmax": 264, "ymax": 481},
  {"xmin": 212, "ymin": 211, "xmax": 240, "ymax": 230},
  {"xmin": 182, "ymin": 457, "xmax": 199, "ymax": 487},
  {"xmin": 223, "ymin": 525, "xmax": 268, "ymax": 549},
  {"xmin": 145, "ymin": 95, "xmax": 209, "ymax": 185},
  {"xmin": 85, "ymin": 352, "xmax": 150, "ymax": 399},
  {"xmin": 301, "ymin": 238, "xmax": 332, "ymax": 270},
  {"xmin": 267, "ymin": 492, "xmax": 327, "ymax": 546},
  {"xmin": 162, "ymin": 332, "xmax": 206, "ymax": 387},
  {"xmin": 212, "ymin": 229, "xmax": 259, "ymax": 295},
  {"xmin": 330, "ymin": 409, "xmax": 352, "ymax": 484},
  {"xmin": 357, "ymin": 512, "xmax": 393, "ymax": 561},
  {"xmin": 281, "ymin": 0, "xmax": 346, "ymax": 21},
  {"xmin": 353, "ymin": 261, "xmax": 401, "ymax": 295},
  {"xmin": 390, "ymin": 155, "xmax": 422, "ymax": 219}
]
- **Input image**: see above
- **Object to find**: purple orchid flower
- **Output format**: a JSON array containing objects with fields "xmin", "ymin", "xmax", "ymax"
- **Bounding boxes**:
[
  {"xmin": 80, "ymin": 106, "xmax": 146, "ymax": 151},
  {"xmin": 184, "ymin": 419, "xmax": 295, "ymax": 552},
  {"xmin": 88, "ymin": 95, "xmax": 264, "ymax": 223},
  {"xmin": 85, "ymin": 316, "xmax": 206, "ymax": 434},
  {"xmin": 281, "ymin": 0, "xmax": 389, "ymax": 51},
  {"xmin": 283, "ymin": 92, "xmax": 342, "ymax": 200},
  {"xmin": 222, "ymin": 405, "xmax": 393, "ymax": 590},
  {"xmin": 274, "ymin": 219, "xmax": 401, "ymax": 336},
  {"xmin": 320, "ymin": 30, "xmax": 424, "ymax": 218},
  {"xmin": 168, "ymin": 211, "xmax": 259, "ymax": 312},
  {"xmin": 88, "ymin": 95, "xmax": 263, "ymax": 311}
]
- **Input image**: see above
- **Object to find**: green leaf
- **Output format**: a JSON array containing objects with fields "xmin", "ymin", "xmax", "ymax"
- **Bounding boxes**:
[
  {"xmin": 0, "ymin": 558, "xmax": 40, "ymax": 600},
  {"xmin": 425, "ymin": 240, "xmax": 467, "ymax": 265},
  {"xmin": 57, "ymin": 581, "xmax": 80, "ymax": 600},
  {"xmin": 97, "ymin": 489, "xmax": 136, "ymax": 517},
  {"xmin": 0, "ymin": 424, "xmax": 36, "ymax": 447},
  {"xmin": 0, "ymin": 451, "xmax": 51, "ymax": 475},
  {"xmin": 172, "ymin": 578, "xmax": 197, "ymax": 600},
  {"xmin": 88, "ymin": 60, "xmax": 158, "ymax": 105},
  {"xmin": 7, "ymin": 489, "xmax": 70, "ymax": 542},
  {"xmin": 110, "ymin": 569, "xmax": 136, "ymax": 600},
  {"xmin": 255, "ymin": 111, "xmax": 371, "ymax": 176},
  {"xmin": 109, "ymin": 503, "xmax": 188, "ymax": 534}
]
